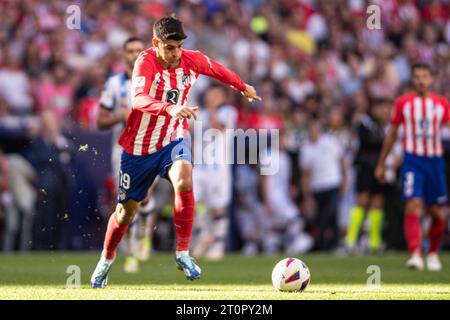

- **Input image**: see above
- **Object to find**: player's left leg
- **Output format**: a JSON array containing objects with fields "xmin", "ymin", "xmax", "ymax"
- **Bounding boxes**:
[
  {"xmin": 425, "ymin": 205, "xmax": 445, "ymax": 272},
  {"xmin": 91, "ymin": 199, "xmax": 140, "ymax": 288},
  {"xmin": 423, "ymin": 155, "xmax": 448, "ymax": 271},
  {"xmin": 167, "ymin": 159, "xmax": 201, "ymax": 280}
]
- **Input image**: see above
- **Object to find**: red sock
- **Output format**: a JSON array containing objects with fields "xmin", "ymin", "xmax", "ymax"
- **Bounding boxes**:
[
  {"xmin": 173, "ymin": 190, "xmax": 195, "ymax": 251},
  {"xmin": 428, "ymin": 217, "xmax": 445, "ymax": 253},
  {"xmin": 103, "ymin": 212, "xmax": 129, "ymax": 260},
  {"xmin": 404, "ymin": 213, "xmax": 421, "ymax": 254}
]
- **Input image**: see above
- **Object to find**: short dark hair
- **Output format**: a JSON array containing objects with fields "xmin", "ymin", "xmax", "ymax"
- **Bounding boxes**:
[
  {"xmin": 153, "ymin": 16, "xmax": 187, "ymax": 41},
  {"xmin": 123, "ymin": 36, "xmax": 144, "ymax": 50},
  {"xmin": 411, "ymin": 62, "xmax": 433, "ymax": 75}
]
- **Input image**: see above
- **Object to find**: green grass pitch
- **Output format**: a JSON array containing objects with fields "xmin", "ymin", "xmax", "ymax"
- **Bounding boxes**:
[{"xmin": 1, "ymin": 252, "xmax": 449, "ymax": 299}]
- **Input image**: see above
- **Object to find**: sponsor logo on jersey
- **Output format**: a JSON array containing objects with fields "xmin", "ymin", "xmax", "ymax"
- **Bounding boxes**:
[{"xmin": 166, "ymin": 89, "xmax": 180, "ymax": 104}]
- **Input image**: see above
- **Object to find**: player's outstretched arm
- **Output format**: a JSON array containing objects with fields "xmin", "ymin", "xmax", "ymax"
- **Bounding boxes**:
[{"xmin": 194, "ymin": 51, "xmax": 261, "ymax": 102}]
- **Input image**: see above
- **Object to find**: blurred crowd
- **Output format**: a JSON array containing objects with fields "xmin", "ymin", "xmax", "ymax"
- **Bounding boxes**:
[{"xmin": 1, "ymin": 0, "xmax": 450, "ymax": 253}]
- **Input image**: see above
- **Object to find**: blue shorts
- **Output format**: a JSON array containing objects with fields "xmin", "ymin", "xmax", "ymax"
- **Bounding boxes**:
[
  {"xmin": 117, "ymin": 138, "xmax": 192, "ymax": 204},
  {"xmin": 401, "ymin": 153, "xmax": 448, "ymax": 205}
]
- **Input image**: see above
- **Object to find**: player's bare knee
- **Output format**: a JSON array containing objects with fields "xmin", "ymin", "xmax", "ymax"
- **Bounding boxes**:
[
  {"xmin": 115, "ymin": 202, "xmax": 138, "ymax": 224},
  {"xmin": 429, "ymin": 205, "xmax": 444, "ymax": 220},
  {"xmin": 174, "ymin": 177, "xmax": 193, "ymax": 192},
  {"xmin": 405, "ymin": 199, "xmax": 423, "ymax": 215}
]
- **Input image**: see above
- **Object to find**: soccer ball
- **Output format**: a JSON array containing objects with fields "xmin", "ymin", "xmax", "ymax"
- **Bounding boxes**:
[{"xmin": 271, "ymin": 257, "xmax": 311, "ymax": 292}]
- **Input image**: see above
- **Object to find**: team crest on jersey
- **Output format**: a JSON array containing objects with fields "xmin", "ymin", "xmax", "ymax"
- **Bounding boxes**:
[
  {"xmin": 182, "ymin": 74, "xmax": 191, "ymax": 86},
  {"xmin": 166, "ymin": 89, "xmax": 180, "ymax": 104},
  {"xmin": 420, "ymin": 119, "xmax": 429, "ymax": 131},
  {"xmin": 119, "ymin": 189, "xmax": 126, "ymax": 201}
]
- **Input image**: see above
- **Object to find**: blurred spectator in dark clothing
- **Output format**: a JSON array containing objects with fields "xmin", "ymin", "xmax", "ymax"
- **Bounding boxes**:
[
  {"xmin": 345, "ymin": 99, "xmax": 391, "ymax": 254},
  {"xmin": 24, "ymin": 110, "xmax": 73, "ymax": 250}
]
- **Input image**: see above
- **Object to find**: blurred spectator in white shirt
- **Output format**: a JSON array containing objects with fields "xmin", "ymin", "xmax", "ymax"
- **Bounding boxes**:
[{"xmin": 301, "ymin": 120, "xmax": 348, "ymax": 250}]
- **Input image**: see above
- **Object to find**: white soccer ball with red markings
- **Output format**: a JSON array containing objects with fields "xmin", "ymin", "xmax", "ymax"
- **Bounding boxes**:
[{"xmin": 271, "ymin": 257, "xmax": 311, "ymax": 292}]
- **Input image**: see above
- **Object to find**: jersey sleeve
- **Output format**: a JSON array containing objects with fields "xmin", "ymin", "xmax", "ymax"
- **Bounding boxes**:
[
  {"xmin": 390, "ymin": 97, "xmax": 404, "ymax": 126},
  {"xmin": 99, "ymin": 78, "xmax": 115, "ymax": 110},
  {"xmin": 192, "ymin": 51, "xmax": 246, "ymax": 92},
  {"xmin": 131, "ymin": 52, "xmax": 173, "ymax": 116}
]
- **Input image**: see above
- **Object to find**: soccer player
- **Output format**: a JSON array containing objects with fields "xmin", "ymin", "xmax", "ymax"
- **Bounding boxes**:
[
  {"xmin": 375, "ymin": 62, "xmax": 449, "ymax": 271},
  {"xmin": 91, "ymin": 16, "xmax": 260, "ymax": 287},
  {"xmin": 97, "ymin": 37, "xmax": 157, "ymax": 273}
]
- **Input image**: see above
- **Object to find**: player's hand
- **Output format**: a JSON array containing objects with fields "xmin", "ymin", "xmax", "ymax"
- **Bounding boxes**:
[
  {"xmin": 167, "ymin": 105, "xmax": 199, "ymax": 120},
  {"xmin": 241, "ymin": 84, "xmax": 261, "ymax": 103},
  {"xmin": 374, "ymin": 164, "xmax": 385, "ymax": 183}
]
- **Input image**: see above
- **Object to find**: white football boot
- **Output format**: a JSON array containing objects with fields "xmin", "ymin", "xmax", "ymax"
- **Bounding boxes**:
[
  {"xmin": 405, "ymin": 252, "xmax": 424, "ymax": 271},
  {"xmin": 425, "ymin": 253, "xmax": 442, "ymax": 272}
]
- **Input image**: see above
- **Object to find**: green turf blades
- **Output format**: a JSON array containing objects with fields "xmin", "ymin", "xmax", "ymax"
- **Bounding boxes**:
[{"xmin": 0, "ymin": 253, "xmax": 449, "ymax": 299}]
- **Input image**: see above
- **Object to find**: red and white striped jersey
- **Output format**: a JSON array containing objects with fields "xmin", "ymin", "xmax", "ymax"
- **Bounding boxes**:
[
  {"xmin": 391, "ymin": 92, "xmax": 450, "ymax": 157},
  {"xmin": 118, "ymin": 48, "xmax": 246, "ymax": 156}
]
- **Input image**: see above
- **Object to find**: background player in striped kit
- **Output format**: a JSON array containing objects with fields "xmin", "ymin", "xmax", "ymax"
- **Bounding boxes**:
[
  {"xmin": 97, "ymin": 37, "xmax": 156, "ymax": 273},
  {"xmin": 376, "ymin": 62, "xmax": 450, "ymax": 271},
  {"xmin": 91, "ymin": 16, "xmax": 261, "ymax": 287}
]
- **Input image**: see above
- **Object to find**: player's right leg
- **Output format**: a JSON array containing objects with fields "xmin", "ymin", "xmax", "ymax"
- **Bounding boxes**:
[
  {"xmin": 404, "ymin": 199, "xmax": 424, "ymax": 270},
  {"xmin": 92, "ymin": 150, "xmax": 158, "ymax": 288},
  {"xmin": 111, "ymin": 147, "xmax": 140, "ymax": 273},
  {"xmin": 167, "ymin": 159, "xmax": 201, "ymax": 280},
  {"xmin": 423, "ymin": 156, "xmax": 448, "ymax": 272},
  {"xmin": 91, "ymin": 200, "xmax": 140, "ymax": 288},
  {"xmin": 401, "ymin": 155, "xmax": 426, "ymax": 270}
]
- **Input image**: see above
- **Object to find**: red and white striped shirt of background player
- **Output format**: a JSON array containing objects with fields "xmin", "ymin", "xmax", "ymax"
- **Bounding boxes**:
[
  {"xmin": 391, "ymin": 91, "xmax": 450, "ymax": 157},
  {"xmin": 118, "ymin": 48, "xmax": 246, "ymax": 156}
]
